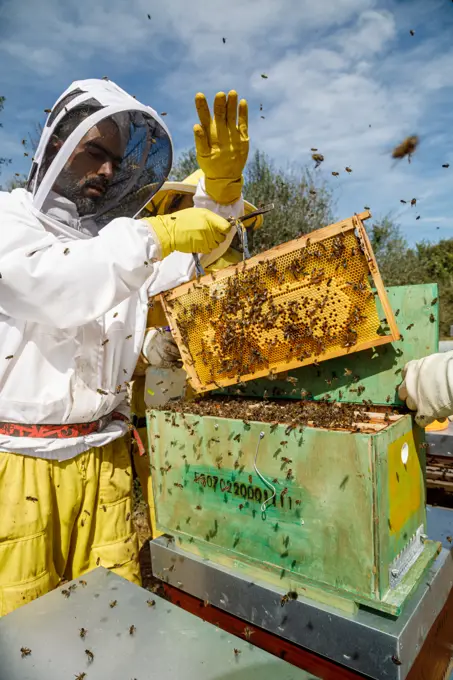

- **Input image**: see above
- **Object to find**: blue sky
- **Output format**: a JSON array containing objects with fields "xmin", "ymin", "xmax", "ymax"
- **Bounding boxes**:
[{"xmin": 1, "ymin": 0, "xmax": 453, "ymax": 246}]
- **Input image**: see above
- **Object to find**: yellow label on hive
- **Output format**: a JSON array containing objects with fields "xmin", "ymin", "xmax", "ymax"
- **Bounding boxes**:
[{"xmin": 388, "ymin": 431, "xmax": 422, "ymax": 536}]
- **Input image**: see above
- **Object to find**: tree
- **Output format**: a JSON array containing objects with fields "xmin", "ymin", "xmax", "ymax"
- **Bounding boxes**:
[
  {"xmin": 368, "ymin": 217, "xmax": 421, "ymax": 286},
  {"xmin": 0, "ymin": 96, "xmax": 12, "ymax": 178},
  {"xmin": 169, "ymin": 148, "xmax": 198, "ymax": 181},
  {"xmin": 368, "ymin": 216, "xmax": 453, "ymax": 337},
  {"xmin": 416, "ymin": 239, "xmax": 453, "ymax": 336},
  {"xmin": 168, "ymin": 147, "xmax": 333, "ymax": 253},
  {"xmin": 243, "ymin": 150, "xmax": 333, "ymax": 253}
]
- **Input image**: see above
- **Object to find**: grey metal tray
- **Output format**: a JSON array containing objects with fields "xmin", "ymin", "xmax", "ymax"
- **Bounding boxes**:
[
  {"xmin": 150, "ymin": 507, "xmax": 453, "ymax": 680},
  {"xmin": 0, "ymin": 567, "xmax": 315, "ymax": 680}
]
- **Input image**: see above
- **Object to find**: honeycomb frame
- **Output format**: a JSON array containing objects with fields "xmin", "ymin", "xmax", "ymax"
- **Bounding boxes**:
[{"xmin": 160, "ymin": 211, "xmax": 400, "ymax": 393}]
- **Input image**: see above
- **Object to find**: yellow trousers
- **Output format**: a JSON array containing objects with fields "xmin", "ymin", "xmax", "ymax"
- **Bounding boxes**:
[{"xmin": 0, "ymin": 436, "xmax": 140, "ymax": 617}]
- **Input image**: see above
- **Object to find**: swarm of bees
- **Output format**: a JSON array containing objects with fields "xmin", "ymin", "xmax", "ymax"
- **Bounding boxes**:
[{"xmin": 165, "ymin": 397, "xmax": 377, "ymax": 432}]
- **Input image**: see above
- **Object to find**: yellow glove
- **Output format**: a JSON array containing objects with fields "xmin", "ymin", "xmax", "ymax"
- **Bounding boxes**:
[
  {"xmin": 194, "ymin": 90, "xmax": 249, "ymax": 205},
  {"xmin": 143, "ymin": 207, "xmax": 231, "ymax": 259}
]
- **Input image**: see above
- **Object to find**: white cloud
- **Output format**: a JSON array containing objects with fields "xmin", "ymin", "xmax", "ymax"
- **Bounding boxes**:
[{"xmin": 0, "ymin": 0, "xmax": 452, "ymax": 246}]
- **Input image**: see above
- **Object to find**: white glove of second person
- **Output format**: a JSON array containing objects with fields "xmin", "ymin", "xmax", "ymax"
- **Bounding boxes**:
[
  {"xmin": 398, "ymin": 351, "xmax": 453, "ymax": 427},
  {"xmin": 142, "ymin": 328, "xmax": 181, "ymax": 368}
]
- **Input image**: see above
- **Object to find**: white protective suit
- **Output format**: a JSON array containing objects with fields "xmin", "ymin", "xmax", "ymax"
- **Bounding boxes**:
[
  {"xmin": 398, "ymin": 351, "xmax": 453, "ymax": 427},
  {"xmin": 0, "ymin": 79, "xmax": 234, "ymax": 459}
]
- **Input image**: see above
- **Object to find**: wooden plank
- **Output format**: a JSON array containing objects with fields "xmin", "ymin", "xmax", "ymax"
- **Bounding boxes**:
[
  {"xmin": 162, "ymin": 216, "xmax": 361, "ymax": 302},
  {"xmin": 355, "ymin": 217, "xmax": 400, "ymax": 341},
  {"xmin": 181, "ymin": 334, "xmax": 397, "ymax": 395}
]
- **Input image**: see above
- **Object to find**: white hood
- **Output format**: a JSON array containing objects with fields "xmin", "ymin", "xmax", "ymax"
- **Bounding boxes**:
[{"xmin": 28, "ymin": 78, "xmax": 173, "ymax": 232}]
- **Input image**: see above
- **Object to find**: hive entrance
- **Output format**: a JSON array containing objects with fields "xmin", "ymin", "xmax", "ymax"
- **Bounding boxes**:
[{"xmin": 160, "ymin": 212, "xmax": 400, "ymax": 393}]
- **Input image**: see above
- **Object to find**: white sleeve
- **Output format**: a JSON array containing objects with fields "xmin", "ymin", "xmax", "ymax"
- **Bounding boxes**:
[
  {"xmin": 398, "ymin": 351, "xmax": 453, "ymax": 426},
  {"xmin": 194, "ymin": 175, "xmax": 244, "ymax": 220},
  {"xmin": 146, "ymin": 177, "xmax": 243, "ymax": 296},
  {"xmin": 0, "ymin": 212, "xmax": 162, "ymax": 329}
]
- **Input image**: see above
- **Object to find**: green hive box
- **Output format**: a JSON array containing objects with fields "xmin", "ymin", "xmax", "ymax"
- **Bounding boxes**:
[
  {"xmin": 148, "ymin": 408, "xmax": 439, "ymax": 616},
  {"xmin": 147, "ymin": 284, "xmax": 441, "ymax": 615}
]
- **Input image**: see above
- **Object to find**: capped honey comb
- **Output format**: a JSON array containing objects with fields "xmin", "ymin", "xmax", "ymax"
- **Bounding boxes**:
[{"xmin": 160, "ymin": 212, "xmax": 400, "ymax": 393}]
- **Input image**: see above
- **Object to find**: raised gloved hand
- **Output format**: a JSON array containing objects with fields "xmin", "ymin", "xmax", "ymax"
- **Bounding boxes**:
[
  {"xmin": 194, "ymin": 90, "xmax": 249, "ymax": 205},
  {"xmin": 143, "ymin": 207, "xmax": 231, "ymax": 258},
  {"xmin": 142, "ymin": 328, "xmax": 181, "ymax": 368},
  {"xmin": 398, "ymin": 351, "xmax": 453, "ymax": 427}
]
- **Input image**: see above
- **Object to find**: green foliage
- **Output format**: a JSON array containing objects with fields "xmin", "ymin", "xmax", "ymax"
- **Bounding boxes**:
[
  {"xmin": 368, "ymin": 217, "xmax": 421, "ymax": 286},
  {"xmin": 169, "ymin": 148, "xmax": 198, "ymax": 181},
  {"xmin": 369, "ymin": 217, "xmax": 453, "ymax": 337},
  {"xmin": 244, "ymin": 150, "xmax": 333, "ymax": 253},
  {"xmin": 416, "ymin": 240, "xmax": 453, "ymax": 337},
  {"xmin": 168, "ymin": 147, "xmax": 333, "ymax": 253}
]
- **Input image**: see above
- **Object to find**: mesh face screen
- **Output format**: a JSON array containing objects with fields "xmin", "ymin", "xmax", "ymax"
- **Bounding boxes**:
[{"xmin": 161, "ymin": 215, "xmax": 399, "ymax": 393}]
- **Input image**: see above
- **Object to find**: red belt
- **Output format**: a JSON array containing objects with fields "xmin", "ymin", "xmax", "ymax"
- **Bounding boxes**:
[{"xmin": 0, "ymin": 411, "xmax": 146, "ymax": 456}]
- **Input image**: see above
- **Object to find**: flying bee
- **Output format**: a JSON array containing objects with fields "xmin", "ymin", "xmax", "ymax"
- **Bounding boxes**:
[
  {"xmin": 332, "ymin": 171, "xmax": 339, "ymax": 177},
  {"xmin": 26, "ymin": 496, "xmax": 38, "ymax": 502},
  {"xmin": 20, "ymin": 647, "xmax": 32, "ymax": 657},
  {"xmin": 85, "ymin": 649, "xmax": 94, "ymax": 663},
  {"xmin": 311, "ymin": 153, "xmax": 324, "ymax": 168},
  {"xmin": 61, "ymin": 589, "xmax": 70, "ymax": 598},
  {"xmin": 392, "ymin": 135, "xmax": 419, "ymax": 163},
  {"xmin": 74, "ymin": 674, "xmax": 87, "ymax": 680},
  {"xmin": 234, "ymin": 648, "xmax": 242, "ymax": 656},
  {"xmin": 109, "ymin": 600, "xmax": 117, "ymax": 608},
  {"xmin": 345, "ymin": 167, "xmax": 352, "ymax": 173},
  {"xmin": 129, "ymin": 625, "xmax": 136, "ymax": 635}
]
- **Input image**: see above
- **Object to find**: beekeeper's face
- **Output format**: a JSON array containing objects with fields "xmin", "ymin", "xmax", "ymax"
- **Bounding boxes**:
[{"xmin": 53, "ymin": 118, "xmax": 123, "ymax": 216}]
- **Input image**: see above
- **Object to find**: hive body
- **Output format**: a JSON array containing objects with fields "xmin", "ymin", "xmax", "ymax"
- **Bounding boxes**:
[{"xmin": 148, "ymin": 408, "xmax": 439, "ymax": 615}]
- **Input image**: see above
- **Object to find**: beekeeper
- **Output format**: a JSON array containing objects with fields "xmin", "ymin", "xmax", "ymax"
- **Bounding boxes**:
[
  {"xmin": 0, "ymin": 78, "xmax": 233, "ymax": 616},
  {"xmin": 399, "ymin": 353, "xmax": 453, "ymax": 427},
  {"xmin": 128, "ymin": 92, "xmax": 262, "ymax": 533}
]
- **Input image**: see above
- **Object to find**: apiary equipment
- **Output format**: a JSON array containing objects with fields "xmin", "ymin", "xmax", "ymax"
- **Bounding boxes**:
[
  {"xmin": 0, "ymin": 567, "xmax": 313, "ymax": 680},
  {"xmin": 147, "ymin": 281, "xmax": 442, "ymax": 617},
  {"xmin": 159, "ymin": 211, "xmax": 400, "ymax": 394},
  {"xmin": 148, "ymin": 405, "xmax": 439, "ymax": 617}
]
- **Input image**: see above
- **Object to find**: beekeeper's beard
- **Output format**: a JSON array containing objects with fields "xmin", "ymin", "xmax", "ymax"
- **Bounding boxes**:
[{"xmin": 54, "ymin": 164, "xmax": 110, "ymax": 217}]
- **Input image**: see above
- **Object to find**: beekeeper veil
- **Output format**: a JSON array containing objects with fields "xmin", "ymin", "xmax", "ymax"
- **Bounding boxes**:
[{"xmin": 28, "ymin": 79, "xmax": 173, "ymax": 234}]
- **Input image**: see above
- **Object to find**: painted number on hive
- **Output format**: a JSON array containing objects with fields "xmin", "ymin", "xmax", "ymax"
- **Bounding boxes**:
[{"xmin": 193, "ymin": 472, "xmax": 293, "ymax": 510}]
